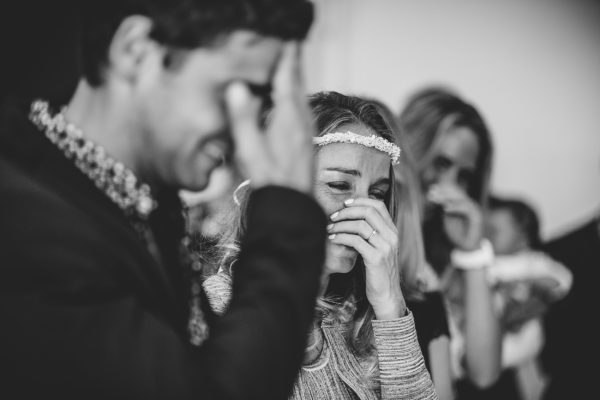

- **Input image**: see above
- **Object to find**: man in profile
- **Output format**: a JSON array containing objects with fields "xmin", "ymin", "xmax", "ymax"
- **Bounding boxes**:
[{"xmin": 0, "ymin": 1, "xmax": 327, "ymax": 399}]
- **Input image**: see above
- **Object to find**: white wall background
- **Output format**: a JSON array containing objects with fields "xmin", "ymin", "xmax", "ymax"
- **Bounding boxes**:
[{"xmin": 303, "ymin": 0, "xmax": 600, "ymax": 240}]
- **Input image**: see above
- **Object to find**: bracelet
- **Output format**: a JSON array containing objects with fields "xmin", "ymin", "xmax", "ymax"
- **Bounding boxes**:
[{"xmin": 451, "ymin": 239, "xmax": 494, "ymax": 270}]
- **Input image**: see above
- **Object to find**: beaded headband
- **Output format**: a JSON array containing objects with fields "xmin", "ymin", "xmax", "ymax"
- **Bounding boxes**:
[
  {"xmin": 233, "ymin": 131, "xmax": 400, "ymax": 205},
  {"xmin": 312, "ymin": 131, "xmax": 401, "ymax": 165}
]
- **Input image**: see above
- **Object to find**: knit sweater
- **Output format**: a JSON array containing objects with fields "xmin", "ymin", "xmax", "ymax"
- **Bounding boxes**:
[{"xmin": 203, "ymin": 272, "xmax": 438, "ymax": 400}]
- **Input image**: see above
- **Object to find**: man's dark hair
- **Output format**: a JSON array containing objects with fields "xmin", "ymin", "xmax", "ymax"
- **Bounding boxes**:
[
  {"xmin": 489, "ymin": 195, "xmax": 542, "ymax": 250},
  {"xmin": 81, "ymin": 0, "xmax": 314, "ymax": 86}
]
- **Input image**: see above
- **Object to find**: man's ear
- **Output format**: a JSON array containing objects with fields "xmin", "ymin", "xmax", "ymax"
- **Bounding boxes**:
[{"xmin": 107, "ymin": 15, "xmax": 162, "ymax": 84}]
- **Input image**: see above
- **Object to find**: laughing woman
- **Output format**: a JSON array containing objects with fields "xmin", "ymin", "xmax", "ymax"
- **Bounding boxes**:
[{"xmin": 201, "ymin": 91, "xmax": 438, "ymax": 400}]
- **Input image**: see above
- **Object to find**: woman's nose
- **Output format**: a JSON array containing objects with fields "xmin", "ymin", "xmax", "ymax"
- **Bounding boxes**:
[
  {"xmin": 352, "ymin": 186, "xmax": 369, "ymax": 200},
  {"xmin": 437, "ymin": 167, "xmax": 459, "ymax": 186}
]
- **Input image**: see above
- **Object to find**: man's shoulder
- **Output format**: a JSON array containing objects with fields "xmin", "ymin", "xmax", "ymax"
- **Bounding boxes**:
[
  {"xmin": 0, "ymin": 154, "xmax": 85, "ymax": 224},
  {"xmin": 0, "ymin": 154, "xmax": 143, "ymax": 274}
]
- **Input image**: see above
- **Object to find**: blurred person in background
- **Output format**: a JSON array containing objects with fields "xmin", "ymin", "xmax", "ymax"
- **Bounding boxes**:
[
  {"xmin": 485, "ymin": 195, "xmax": 572, "ymax": 400},
  {"xmin": 370, "ymin": 97, "xmax": 454, "ymax": 400},
  {"xmin": 398, "ymin": 86, "xmax": 502, "ymax": 399}
]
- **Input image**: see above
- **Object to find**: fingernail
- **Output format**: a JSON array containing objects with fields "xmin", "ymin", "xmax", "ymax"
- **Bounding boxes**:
[
  {"xmin": 330, "ymin": 211, "xmax": 339, "ymax": 220},
  {"xmin": 328, "ymin": 234, "xmax": 336, "ymax": 240},
  {"xmin": 344, "ymin": 198, "xmax": 354, "ymax": 206},
  {"xmin": 326, "ymin": 224, "xmax": 334, "ymax": 231},
  {"xmin": 225, "ymin": 82, "xmax": 250, "ymax": 108}
]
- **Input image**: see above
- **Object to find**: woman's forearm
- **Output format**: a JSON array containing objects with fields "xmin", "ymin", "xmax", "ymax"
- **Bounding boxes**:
[
  {"xmin": 373, "ymin": 312, "xmax": 439, "ymax": 399},
  {"xmin": 462, "ymin": 268, "xmax": 502, "ymax": 388}
]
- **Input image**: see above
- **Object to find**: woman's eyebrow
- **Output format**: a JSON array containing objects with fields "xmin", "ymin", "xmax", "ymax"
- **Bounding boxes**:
[
  {"xmin": 325, "ymin": 167, "xmax": 361, "ymax": 177},
  {"xmin": 373, "ymin": 177, "xmax": 391, "ymax": 186}
]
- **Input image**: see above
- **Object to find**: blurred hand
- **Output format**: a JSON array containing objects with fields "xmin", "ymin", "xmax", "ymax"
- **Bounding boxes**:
[
  {"xmin": 501, "ymin": 294, "xmax": 550, "ymax": 333},
  {"xmin": 224, "ymin": 42, "xmax": 315, "ymax": 194},
  {"xmin": 427, "ymin": 182, "xmax": 483, "ymax": 251}
]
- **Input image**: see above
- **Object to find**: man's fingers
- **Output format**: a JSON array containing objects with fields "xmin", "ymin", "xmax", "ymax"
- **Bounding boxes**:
[
  {"xmin": 225, "ymin": 82, "xmax": 264, "ymax": 173},
  {"xmin": 272, "ymin": 41, "xmax": 302, "ymax": 100},
  {"xmin": 269, "ymin": 41, "xmax": 313, "ymax": 146}
]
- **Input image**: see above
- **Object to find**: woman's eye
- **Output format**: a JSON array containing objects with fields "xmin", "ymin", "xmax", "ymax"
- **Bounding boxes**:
[
  {"xmin": 433, "ymin": 157, "xmax": 452, "ymax": 173},
  {"xmin": 369, "ymin": 191, "xmax": 386, "ymax": 201},
  {"xmin": 327, "ymin": 182, "xmax": 351, "ymax": 192}
]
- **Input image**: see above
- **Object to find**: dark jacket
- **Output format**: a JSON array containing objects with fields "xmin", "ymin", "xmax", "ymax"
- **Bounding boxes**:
[
  {"xmin": 0, "ymin": 101, "xmax": 327, "ymax": 400},
  {"xmin": 541, "ymin": 217, "xmax": 599, "ymax": 400}
]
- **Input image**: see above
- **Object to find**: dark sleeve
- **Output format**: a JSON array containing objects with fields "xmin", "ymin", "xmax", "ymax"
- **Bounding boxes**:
[
  {"xmin": 197, "ymin": 186, "xmax": 327, "ymax": 399},
  {"xmin": 0, "ymin": 161, "xmax": 327, "ymax": 400},
  {"xmin": 408, "ymin": 291, "xmax": 450, "ymax": 372}
]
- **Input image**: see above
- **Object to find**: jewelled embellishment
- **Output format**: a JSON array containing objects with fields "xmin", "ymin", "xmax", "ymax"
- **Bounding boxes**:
[
  {"xmin": 313, "ymin": 131, "xmax": 401, "ymax": 165},
  {"xmin": 188, "ymin": 280, "xmax": 210, "ymax": 346},
  {"xmin": 29, "ymin": 100, "xmax": 157, "ymax": 220}
]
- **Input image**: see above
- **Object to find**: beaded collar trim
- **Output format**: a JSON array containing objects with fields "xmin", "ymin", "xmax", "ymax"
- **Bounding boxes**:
[
  {"xmin": 29, "ymin": 100, "xmax": 157, "ymax": 220},
  {"xmin": 312, "ymin": 131, "xmax": 401, "ymax": 165}
]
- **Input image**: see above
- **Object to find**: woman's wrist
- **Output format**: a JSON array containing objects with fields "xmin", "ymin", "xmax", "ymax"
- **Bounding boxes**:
[
  {"xmin": 451, "ymin": 238, "xmax": 494, "ymax": 270},
  {"xmin": 372, "ymin": 295, "xmax": 407, "ymax": 320}
]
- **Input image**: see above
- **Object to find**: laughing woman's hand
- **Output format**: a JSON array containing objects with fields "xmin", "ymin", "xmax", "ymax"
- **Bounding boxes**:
[{"xmin": 328, "ymin": 197, "xmax": 406, "ymax": 320}]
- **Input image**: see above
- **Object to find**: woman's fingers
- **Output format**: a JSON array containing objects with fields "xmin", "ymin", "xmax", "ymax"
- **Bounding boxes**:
[
  {"xmin": 431, "ymin": 183, "xmax": 484, "ymax": 250},
  {"xmin": 330, "ymin": 205, "xmax": 395, "ymax": 240},
  {"xmin": 343, "ymin": 198, "xmax": 396, "ymax": 231},
  {"xmin": 327, "ymin": 220, "xmax": 388, "ymax": 249},
  {"xmin": 328, "ymin": 233, "xmax": 377, "ymax": 259},
  {"xmin": 428, "ymin": 183, "xmax": 466, "ymax": 203},
  {"xmin": 428, "ymin": 184, "xmax": 480, "ymax": 221},
  {"xmin": 443, "ymin": 200, "xmax": 474, "ymax": 217}
]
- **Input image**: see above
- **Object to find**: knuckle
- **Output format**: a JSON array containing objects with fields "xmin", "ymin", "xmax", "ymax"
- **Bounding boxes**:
[
  {"xmin": 381, "ymin": 241, "xmax": 392, "ymax": 253},
  {"xmin": 361, "ymin": 220, "xmax": 371, "ymax": 231},
  {"xmin": 366, "ymin": 208, "xmax": 377, "ymax": 220}
]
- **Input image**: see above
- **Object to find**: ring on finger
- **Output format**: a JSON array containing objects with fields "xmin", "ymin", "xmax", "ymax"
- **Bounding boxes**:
[{"xmin": 366, "ymin": 229, "xmax": 377, "ymax": 242}]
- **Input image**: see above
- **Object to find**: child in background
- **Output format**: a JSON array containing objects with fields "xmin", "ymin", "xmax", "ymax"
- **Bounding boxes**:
[{"xmin": 485, "ymin": 195, "xmax": 572, "ymax": 400}]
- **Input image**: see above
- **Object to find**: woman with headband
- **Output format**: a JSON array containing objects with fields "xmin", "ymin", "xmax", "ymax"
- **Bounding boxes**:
[{"xmin": 200, "ymin": 91, "xmax": 438, "ymax": 399}]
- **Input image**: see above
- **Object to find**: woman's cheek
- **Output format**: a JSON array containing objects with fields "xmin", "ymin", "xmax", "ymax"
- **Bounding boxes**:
[{"xmin": 315, "ymin": 191, "xmax": 346, "ymax": 217}]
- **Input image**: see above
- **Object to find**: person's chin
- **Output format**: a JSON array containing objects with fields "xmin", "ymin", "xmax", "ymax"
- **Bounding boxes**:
[
  {"xmin": 183, "ymin": 154, "xmax": 224, "ymax": 191},
  {"xmin": 325, "ymin": 245, "xmax": 358, "ymax": 274},
  {"xmin": 177, "ymin": 168, "xmax": 211, "ymax": 192},
  {"xmin": 423, "ymin": 200, "xmax": 442, "ymax": 222}
]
